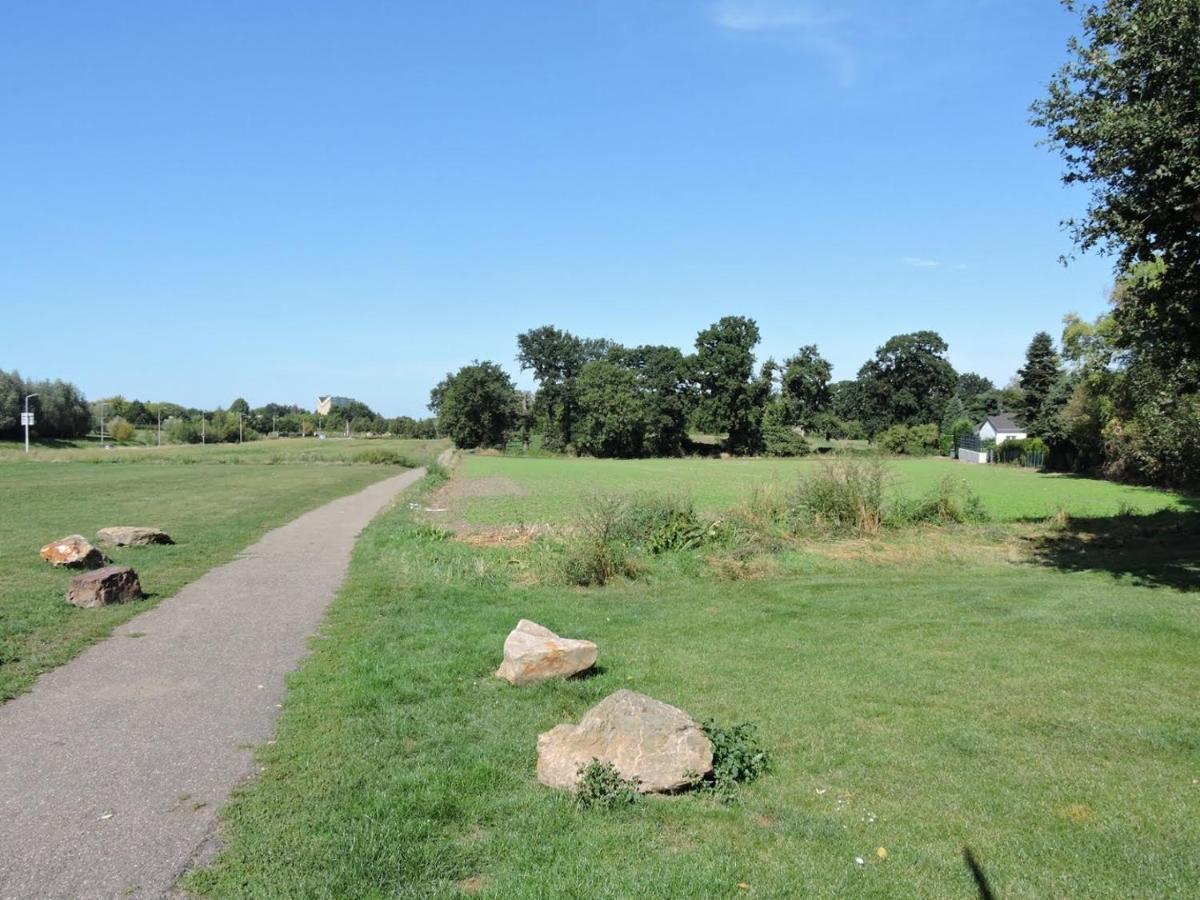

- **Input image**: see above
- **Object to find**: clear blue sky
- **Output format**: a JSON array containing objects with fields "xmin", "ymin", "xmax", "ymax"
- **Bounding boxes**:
[{"xmin": 1, "ymin": 1, "xmax": 1112, "ymax": 417}]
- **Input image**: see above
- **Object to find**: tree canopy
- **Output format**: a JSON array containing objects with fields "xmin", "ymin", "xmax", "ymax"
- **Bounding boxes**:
[{"xmin": 1031, "ymin": 0, "xmax": 1200, "ymax": 380}]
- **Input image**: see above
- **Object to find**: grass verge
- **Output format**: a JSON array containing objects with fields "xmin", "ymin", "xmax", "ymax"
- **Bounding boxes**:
[{"xmin": 189, "ymin": 473, "xmax": 1199, "ymax": 898}]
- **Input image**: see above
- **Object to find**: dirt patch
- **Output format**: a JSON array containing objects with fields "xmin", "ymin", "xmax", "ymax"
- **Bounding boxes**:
[
  {"xmin": 810, "ymin": 527, "xmax": 1019, "ymax": 568},
  {"xmin": 435, "ymin": 475, "xmax": 526, "ymax": 501},
  {"xmin": 456, "ymin": 524, "xmax": 554, "ymax": 548},
  {"xmin": 422, "ymin": 475, "xmax": 529, "ymax": 534}
]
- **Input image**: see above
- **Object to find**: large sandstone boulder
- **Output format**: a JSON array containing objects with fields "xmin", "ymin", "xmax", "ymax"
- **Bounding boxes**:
[
  {"xmin": 97, "ymin": 526, "xmax": 174, "ymax": 547},
  {"xmin": 40, "ymin": 535, "xmax": 106, "ymax": 569},
  {"xmin": 537, "ymin": 690, "xmax": 713, "ymax": 793},
  {"xmin": 496, "ymin": 619, "xmax": 597, "ymax": 686},
  {"xmin": 67, "ymin": 566, "xmax": 143, "ymax": 609}
]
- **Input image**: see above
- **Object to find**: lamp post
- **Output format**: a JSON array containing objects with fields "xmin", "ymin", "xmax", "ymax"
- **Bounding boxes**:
[{"xmin": 22, "ymin": 393, "xmax": 38, "ymax": 453}]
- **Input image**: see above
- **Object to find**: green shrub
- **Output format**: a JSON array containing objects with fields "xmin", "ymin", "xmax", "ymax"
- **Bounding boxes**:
[
  {"xmin": 576, "ymin": 760, "xmax": 641, "ymax": 809},
  {"xmin": 109, "ymin": 418, "xmax": 137, "ymax": 443},
  {"xmin": 894, "ymin": 476, "xmax": 987, "ymax": 525},
  {"xmin": 760, "ymin": 402, "xmax": 811, "ymax": 457},
  {"xmin": 614, "ymin": 494, "xmax": 714, "ymax": 554},
  {"xmin": 878, "ymin": 423, "xmax": 940, "ymax": 455},
  {"xmin": 560, "ymin": 496, "xmax": 640, "ymax": 586},
  {"xmin": 793, "ymin": 460, "xmax": 888, "ymax": 534},
  {"xmin": 698, "ymin": 720, "xmax": 771, "ymax": 802},
  {"xmin": 352, "ymin": 447, "xmax": 413, "ymax": 466}
]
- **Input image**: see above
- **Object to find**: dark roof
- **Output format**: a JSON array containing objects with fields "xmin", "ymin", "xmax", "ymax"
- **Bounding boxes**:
[{"xmin": 983, "ymin": 412, "xmax": 1024, "ymax": 433}]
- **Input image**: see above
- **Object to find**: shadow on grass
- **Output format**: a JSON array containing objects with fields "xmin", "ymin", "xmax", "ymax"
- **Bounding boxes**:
[{"xmin": 1023, "ymin": 506, "xmax": 1200, "ymax": 592}]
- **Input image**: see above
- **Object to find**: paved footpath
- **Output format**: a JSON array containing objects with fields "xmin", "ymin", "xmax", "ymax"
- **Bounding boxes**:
[{"xmin": 0, "ymin": 465, "xmax": 430, "ymax": 899}]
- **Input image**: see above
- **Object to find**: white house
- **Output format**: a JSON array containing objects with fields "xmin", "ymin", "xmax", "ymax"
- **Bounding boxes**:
[{"xmin": 976, "ymin": 413, "xmax": 1027, "ymax": 446}]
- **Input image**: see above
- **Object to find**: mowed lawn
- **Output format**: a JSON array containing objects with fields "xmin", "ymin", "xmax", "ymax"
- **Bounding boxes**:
[
  {"xmin": 192, "ymin": 461, "xmax": 1200, "ymax": 898},
  {"xmin": 449, "ymin": 454, "xmax": 1191, "ymax": 527},
  {"xmin": 0, "ymin": 438, "xmax": 445, "ymax": 700}
]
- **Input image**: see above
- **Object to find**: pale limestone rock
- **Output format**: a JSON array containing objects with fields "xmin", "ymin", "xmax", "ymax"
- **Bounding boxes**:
[
  {"xmin": 97, "ymin": 526, "xmax": 174, "ymax": 547},
  {"xmin": 39, "ymin": 535, "xmax": 105, "ymax": 568},
  {"xmin": 537, "ymin": 689, "xmax": 713, "ymax": 793},
  {"xmin": 495, "ymin": 619, "xmax": 597, "ymax": 686}
]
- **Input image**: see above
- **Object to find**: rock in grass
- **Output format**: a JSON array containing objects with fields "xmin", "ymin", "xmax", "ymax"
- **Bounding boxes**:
[
  {"xmin": 67, "ymin": 566, "xmax": 144, "ymax": 609},
  {"xmin": 496, "ymin": 619, "xmax": 598, "ymax": 686},
  {"xmin": 537, "ymin": 689, "xmax": 713, "ymax": 793},
  {"xmin": 97, "ymin": 526, "xmax": 174, "ymax": 547},
  {"xmin": 40, "ymin": 535, "xmax": 106, "ymax": 568}
]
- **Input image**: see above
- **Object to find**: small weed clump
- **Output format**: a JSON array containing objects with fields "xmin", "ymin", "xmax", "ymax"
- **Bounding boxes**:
[
  {"xmin": 698, "ymin": 720, "xmax": 772, "ymax": 802},
  {"xmin": 575, "ymin": 759, "xmax": 641, "ymax": 809}
]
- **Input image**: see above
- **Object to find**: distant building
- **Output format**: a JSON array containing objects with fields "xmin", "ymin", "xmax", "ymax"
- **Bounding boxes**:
[
  {"xmin": 316, "ymin": 396, "xmax": 352, "ymax": 416},
  {"xmin": 976, "ymin": 412, "xmax": 1027, "ymax": 446}
]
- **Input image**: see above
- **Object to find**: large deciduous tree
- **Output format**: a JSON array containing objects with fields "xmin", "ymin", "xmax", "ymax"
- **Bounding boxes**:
[
  {"xmin": 1031, "ymin": 0, "xmax": 1200, "ymax": 381},
  {"xmin": 515, "ymin": 326, "xmax": 611, "ymax": 451},
  {"xmin": 610, "ymin": 344, "xmax": 694, "ymax": 457},
  {"xmin": 780, "ymin": 345, "xmax": 832, "ymax": 429},
  {"xmin": 575, "ymin": 360, "xmax": 646, "ymax": 458},
  {"xmin": 430, "ymin": 361, "xmax": 519, "ymax": 449},
  {"xmin": 855, "ymin": 331, "xmax": 957, "ymax": 436},
  {"xmin": 692, "ymin": 316, "xmax": 770, "ymax": 454}
]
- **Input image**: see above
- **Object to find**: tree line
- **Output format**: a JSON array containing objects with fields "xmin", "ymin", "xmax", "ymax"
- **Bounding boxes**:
[
  {"xmin": 0, "ymin": 377, "xmax": 438, "ymax": 444},
  {"xmin": 433, "ymin": 0, "xmax": 1200, "ymax": 490},
  {"xmin": 429, "ymin": 320, "xmax": 1024, "ymax": 460}
]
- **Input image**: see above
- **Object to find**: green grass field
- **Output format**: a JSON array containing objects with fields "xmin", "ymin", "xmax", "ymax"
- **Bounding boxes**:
[
  {"xmin": 447, "ymin": 454, "xmax": 1191, "ymax": 527},
  {"xmin": 191, "ymin": 460, "xmax": 1200, "ymax": 898},
  {"xmin": 0, "ymin": 438, "xmax": 445, "ymax": 700}
]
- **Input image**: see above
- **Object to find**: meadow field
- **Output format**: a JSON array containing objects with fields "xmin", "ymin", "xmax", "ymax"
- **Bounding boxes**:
[
  {"xmin": 191, "ymin": 455, "xmax": 1200, "ymax": 898},
  {"xmin": 447, "ymin": 454, "xmax": 1191, "ymax": 527},
  {"xmin": 0, "ymin": 438, "xmax": 445, "ymax": 700}
]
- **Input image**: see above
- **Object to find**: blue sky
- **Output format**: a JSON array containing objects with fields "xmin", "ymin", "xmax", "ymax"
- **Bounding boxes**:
[{"xmin": 1, "ymin": 1, "xmax": 1112, "ymax": 417}]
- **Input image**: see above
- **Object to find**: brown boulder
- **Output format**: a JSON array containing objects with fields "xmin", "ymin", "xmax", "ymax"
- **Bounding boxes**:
[
  {"xmin": 67, "ymin": 566, "xmax": 144, "ymax": 609},
  {"xmin": 40, "ymin": 535, "xmax": 106, "ymax": 569},
  {"xmin": 97, "ymin": 526, "xmax": 174, "ymax": 547},
  {"xmin": 495, "ymin": 619, "xmax": 598, "ymax": 686},
  {"xmin": 537, "ymin": 690, "xmax": 713, "ymax": 793}
]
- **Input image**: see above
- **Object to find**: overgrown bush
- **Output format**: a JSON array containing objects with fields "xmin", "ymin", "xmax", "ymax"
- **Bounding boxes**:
[
  {"xmin": 793, "ymin": 460, "xmax": 888, "ymax": 534},
  {"xmin": 614, "ymin": 494, "xmax": 715, "ymax": 553},
  {"xmin": 576, "ymin": 759, "xmax": 641, "ymax": 809},
  {"xmin": 894, "ymin": 476, "xmax": 987, "ymax": 525},
  {"xmin": 993, "ymin": 437, "xmax": 1048, "ymax": 467},
  {"xmin": 352, "ymin": 447, "xmax": 413, "ymax": 466},
  {"xmin": 761, "ymin": 401, "xmax": 811, "ymax": 457},
  {"xmin": 879, "ymin": 423, "xmax": 940, "ymax": 455},
  {"xmin": 109, "ymin": 418, "xmax": 137, "ymax": 443},
  {"xmin": 560, "ymin": 496, "xmax": 640, "ymax": 586}
]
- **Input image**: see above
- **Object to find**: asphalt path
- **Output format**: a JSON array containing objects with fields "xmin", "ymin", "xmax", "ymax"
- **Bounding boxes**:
[{"xmin": 0, "ymin": 463, "xmax": 431, "ymax": 899}]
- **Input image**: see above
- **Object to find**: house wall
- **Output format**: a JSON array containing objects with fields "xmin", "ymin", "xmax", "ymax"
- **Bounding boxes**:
[
  {"xmin": 995, "ymin": 431, "xmax": 1027, "ymax": 446},
  {"xmin": 977, "ymin": 422, "xmax": 996, "ymax": 441}
]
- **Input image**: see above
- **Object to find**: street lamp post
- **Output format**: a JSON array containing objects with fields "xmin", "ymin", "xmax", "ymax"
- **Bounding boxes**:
[{"xmin": 22, "ymin": 393, "xmax": 38, "ymax": 453}]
